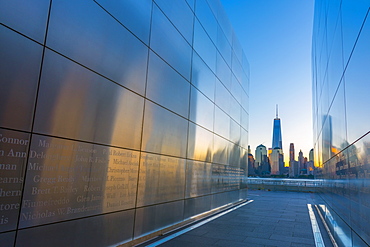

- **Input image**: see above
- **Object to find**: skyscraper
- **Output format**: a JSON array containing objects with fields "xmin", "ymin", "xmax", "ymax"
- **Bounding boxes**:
[
  {"xmin": 270, "ymin": 106, "xmax": 284, "ymax": 174},
  {"xmin": 255, "ymin": 144, "xmax": 270, "ymax": 175},
  {"xmin": 289, "ymin": 143, "xmax": 298, "ymax": 177},
  {"xmin": 272, "ymin": 105, "xmax": 283, "ymax": 149}
]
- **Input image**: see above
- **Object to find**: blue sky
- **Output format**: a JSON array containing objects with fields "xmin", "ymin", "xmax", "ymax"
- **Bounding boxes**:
[{"xmin": 220, "ymin": 0, "xmax": 315, "ymax": 162}]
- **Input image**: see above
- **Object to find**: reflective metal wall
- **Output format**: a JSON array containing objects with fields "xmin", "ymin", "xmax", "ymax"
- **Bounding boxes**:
[
  {"xmin": 0, "ymin": 0, "xmax": 249, "ymax": 246},
  {"xmin": 312, "ymin": 1, "xmax": 370, "ymax": 246}
]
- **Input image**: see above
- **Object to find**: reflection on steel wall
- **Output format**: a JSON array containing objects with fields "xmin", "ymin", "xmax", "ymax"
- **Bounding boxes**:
[
  {"xmin": 312, "ymin": 1, "xmax": 370, "ymax": 246},
  {"xmin": 0, "ymin": 0, "xmax": 249, "ymax": 246}
]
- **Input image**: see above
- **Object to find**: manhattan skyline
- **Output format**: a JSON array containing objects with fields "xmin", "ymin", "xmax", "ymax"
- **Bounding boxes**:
[{"xmin": 221, "ymin": 0, "xmax": 315, "ymax": 161}]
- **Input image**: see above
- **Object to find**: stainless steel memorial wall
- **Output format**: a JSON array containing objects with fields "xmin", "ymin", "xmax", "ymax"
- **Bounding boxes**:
[
  {"xmin": 0, "ymin": 0, "xmax": 250, "ymax": 246},
  {"xmin": 312, "ymin": 1, "xmax": 370, "ymax": 246}
]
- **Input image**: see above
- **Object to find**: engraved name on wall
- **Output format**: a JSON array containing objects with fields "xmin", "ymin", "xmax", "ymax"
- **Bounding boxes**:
[
  {"xmin": 0, "ymin": 130, "xmax": 29, "ymax": 232},
  {"xmin": 19, "ymin": 135, "xmax": 139, "ymax": 228}
]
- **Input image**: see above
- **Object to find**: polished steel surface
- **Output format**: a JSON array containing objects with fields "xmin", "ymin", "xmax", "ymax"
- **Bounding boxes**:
[
  {"xmin": 214, "ymin": 107, "xmax": 230, "ymax": 140},
  {"xmin": 136, "ymin": 153, "xmax": 186, "ymax": 207},
  {"xmin": 150, "ymin": 4, "xmax": 192, "ymax": 80},
  {"xmin": 216, "ymin": 52, "xmax": 232, "ymax": 91},
  {"xmin": 183, "ymin": 195, "xmax": 211, "ymax": 219},
  {"xmin": 187, "ymin": 122, "xmax": 213, "ymax": 162},
  {"xmin": 16, "ymin": 209, "xmax": 135, "ymax": 247},
  {"xmin": 146, "ymin": 51, "xmax": 190, "ymax": 118},
  {"xmin": 141, "ymin": 101, "xmax": 188, "ymax": 157},
  {"xmin": 0, "ymin": 231, "xmax": 15, "ymax": 246},
  {"xmin": 154, "ymin": 0, "xmax": 194, "ymax": 44},
  {"xmin": 34, "ymin": 49, "xmax": 144, "ymax": 149},
  {"xmin": 134, "ymin": 200, "xmax": 184, "ymax": 239},
  {"xmin": 0, "ymin": 129, "xmax": 29, "ymax": 232},
  {"xmin": 191, "ymin": 53, "xmax": 216, "ymax": 101},
  {"xmin": 215, "ymin": 79, "xmax": 231, "ymax": 115},
  {"xmin": 0, "ymin": 0, "xmax": 249, "ymax": 245},
  {"xmin": 0, "ymin": 0, "xmax": 49, "ymax": 43},
  {"xmin": 20, "ymin": 135, "xmax": 139, "ymax": 228},
  {"xmin": 195, "ymin": 0, "xmax": 217, "ymax": 43},
  {"xmin": 0, "ymin": 26, "xmax": 42, "ymax": 131},
  {"xmin": 189, "ymin": 86, "xmax": 215, "ymax": 131},
  {"xmin": 95, "ymin": 0, "xmax": 152, "ymax": 44},
  {"xmin": 312, "ymin": 1, "xmax": 370, "ymax": 245},
  {"xmin": 193, "ymin": 19, "xmax": 217, "ymax": 73},
  {"xmin": 185, "ymin": 160, "xmax": 212, "ymax": 198},
  {"xmin": 47, "ymin": 0, "xmax": 148, "ymax": 95}
]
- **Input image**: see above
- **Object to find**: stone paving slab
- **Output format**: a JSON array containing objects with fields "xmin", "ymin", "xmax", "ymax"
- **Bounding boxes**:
[{"xmin": 159, "ymin": 190, "xmax": 317, "ymax": 247}]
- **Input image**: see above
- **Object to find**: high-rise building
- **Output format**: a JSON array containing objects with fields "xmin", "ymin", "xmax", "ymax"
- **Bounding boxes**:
[
  {"xmin": 289, "ymin": 143, "xmax": 295, "ymax": 161},
  {"xmin": 255, "ymin": 144, "xmax": 270, "ymax": 175},
  {"xmin": 312, "ymin": 1, "xmax": 370, "ymax": 245},
  {"xmin": 270, "ymin": 148, "xmax": 283, "ymax": 175},
  {"xmin": 272, "ymin": 105, "xmax": 283, "ymax": 149},
  {"xmin": 270, "ymin": 106, "xmax": 284, "ymax": 175},
  {"xmin": 0, "ymin": 1, "xmax": 249, "ymax": 245},
  {"xmin": 289, "ymin": 143, "xmax": 299, "ymax": 177},
  {"xmin": 298, "ymin": 150, "xmax": 305, "ymax": 174}
]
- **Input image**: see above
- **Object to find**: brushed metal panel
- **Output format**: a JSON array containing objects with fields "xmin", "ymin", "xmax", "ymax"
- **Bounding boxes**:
[
  {"xmin": 211, "ymin": 164, "xmax": 224, "ymax": 193},
  {"xmin": 213, "ymin": 134, "xmax": 228, "ymax": 165},
  {"xmin": 214, "ymin": 106, "xmax": 230, "ymax": 140},
  {"xmin": 0, "ymin": 129, "xmax": 29, "ymax": 232},
  {"xmin": 95, "ymin": 0, "xmax": 152, "ymax": 44},
  {"xmin": 141, "ymin": 101, "xmax": 188, "ymax": 157},
  {"xmin": 191, "ymin": 52, "xmax": 215, "ymax": 102},
  {"xmin": 216, "ymin": 52, "xmax": 231, "ymax": 90},
  {"xmin": 186, "ymin": 0, "xmax": 195, "ymax": 11},
  {"xmin": 0, "ymin": 26, "xmax": 43, "ymax": 131},
  {"xmin": 47, "ymin": 0, "xmax": 148, "ymax": 95},
  {"xmin": 232, "ymin": 55, "xmax": 243, "ymax": 86},
  {"xmin": 184, "ymin": 195, "xmax": 211, "ymax": 219},
  {"xmin": 146, "ymin": 51, "xmax": 190, "ymax": 118},
  {"xmin": 150, "ymin": 4, "xmax": 192, "ymax": 80},
  {"xmin": 229, "ymin": 96, "xmax": 241, "ymax": 124},
  {"xmin": 231, "ymin": 75, "xmax": 242, "ymax": 105},
  {"xmin": 193, "ymin": 19, "xmax": 216, "ymax": 73},
  {"xmin": 187, "ymin": 123, "xmax": 213, "ymax": 162},
  {"xmin": 229, "ymin": 143, "xmax": 241, "ymax": 168},
  {"xmin": 217, "ymin": 25, "xmax": 232, "ymax": 67},
  {"xmin": 154, "ymin": 0, "xmax": 194, "ymax": 44},
  {"xmin": 0, "ymin": 0, "xmax": 49, "ymax": 43},
  {"xmin": 241, "ymin": 89, "xmax": 249, "ymax": 111},
  {"xmin": 33, "ymin": 49, "xmax": 144, "ymax": 149},
  {"xmin": 0, "ymin": 231, "xmax": 15, "ymax": 246},
  {"xmin": 20, "ymin": 135, "xmax": 139, "ymax": 228},
  {"xmin": 215, "ymin": 79, "xmax": 230, "ymax": 115},
  {"xmin": 240, "ymin": 128, "xmax": 248, "ymax": 149},
  {"xmin": 134, "ymin": 200, "xmax": 184, "ymax": 239},
  {"xmin": 195, "ymin": 0, "xmax": 217, "ymax": 43},
  {"xmin": 241, "ymin": 109, "xmax": 249, "ymax": 131},
  {"xmin": 211, "ymin": 163, "xmax": 242, "ymax": 193},
  {"xmin": 16, "ymin": 209, "xmax": 135, "ymax": 247},
  {"xmin": 211, "ymin": 191, "xmax": 229, "ymax": 209},
  {"xmin": 189, "ymin": 86, "xmax": 214, "ymax": 131},
  {"xmin": 185, "ymin": 160, "xmax": 212, "ymax": 198},
  {"xmin": 229, "ymin": 119, "xmax": 240, "ymax": 144},
  {"xmin": 136, "ymin": 153, "xmax": 186, "ymax": 207}
]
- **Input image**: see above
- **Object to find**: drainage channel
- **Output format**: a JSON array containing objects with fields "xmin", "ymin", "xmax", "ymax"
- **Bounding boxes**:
[{"xmin": 142, "ymin": 200, "xmax": 254, "ymax": 247}]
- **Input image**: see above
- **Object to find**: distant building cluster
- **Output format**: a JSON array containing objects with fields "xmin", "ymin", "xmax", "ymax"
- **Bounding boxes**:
[{"xmin": 248, "ymin": 106, "xmax": 314, "ymax": 177}]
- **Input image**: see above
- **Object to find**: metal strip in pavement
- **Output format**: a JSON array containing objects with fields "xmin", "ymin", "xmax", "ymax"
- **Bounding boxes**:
[
  {"xmin": 307, "ymin": 204, "xmax": 325, "ymax": 247},
  {"xmin": 145, "ymin": 200, "xmax": 254, "ymax": 247},
  {"xmin": 314, "ymin": 204, "xmax": 338, "ymax": 247}
]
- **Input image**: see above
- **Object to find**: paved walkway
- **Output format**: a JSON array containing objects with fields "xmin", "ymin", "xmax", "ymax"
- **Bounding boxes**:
[{"xmin": 158, "ymin": 190, "xmax": 319, "ymax": 247}]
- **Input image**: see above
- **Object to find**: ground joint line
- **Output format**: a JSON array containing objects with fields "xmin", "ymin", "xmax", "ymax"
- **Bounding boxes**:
[
  {"xmin": 146, "ymin": 200, "xmax": 254, "ymax": 247},
  {"xmin": 307, "ymin": 203, "xmax": 325, "ymax": 247}
]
